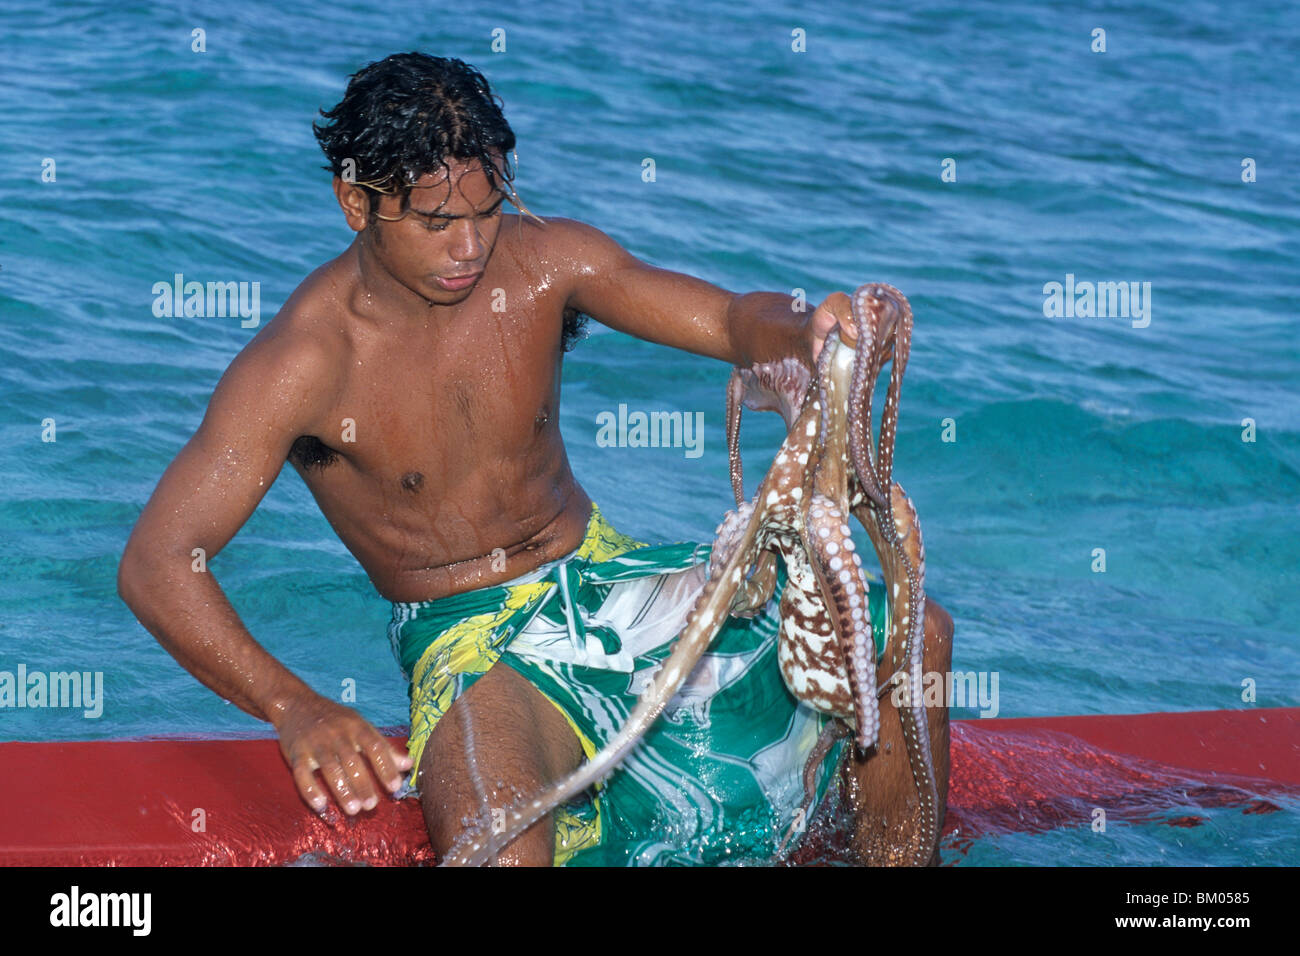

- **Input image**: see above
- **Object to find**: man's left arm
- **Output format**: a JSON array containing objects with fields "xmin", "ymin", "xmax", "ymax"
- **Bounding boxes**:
[{"xmin": 556, "ymin": 218, "xmax": 852, "ymax": 368}]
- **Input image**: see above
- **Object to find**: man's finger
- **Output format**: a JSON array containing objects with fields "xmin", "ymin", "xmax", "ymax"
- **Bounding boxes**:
[
  {"xmin": 319, "ymin": 755, "xmax": 361, "ymax": 815},
  {"xmin": 361, "ymin": 730, "xmax": 412, "ymax": 793},
  {"xmin": 808, "ymin": 292, "xmax": 854, "ymax": 364},
  {"xmin": 823, "ymin": 291, "xmax": 851, "ymax": 320},
  {"xmin": 337, "ymin": 746, "xmax": 380, "ymax": 811},
  {"xmin": 291, "ymin": 759, "xmax": 329, "ymax": 814},
  {"xmin": 837, "ymin": 309, "xmax": 859, "ymax": 343}
]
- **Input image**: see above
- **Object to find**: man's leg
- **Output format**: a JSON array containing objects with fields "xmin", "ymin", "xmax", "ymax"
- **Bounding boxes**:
[
  {"xmin": 418, "ymin": 660, "xmax": 584, "ymax": 866},
  {"xmin": 844, "ymin": 598, "xmax": 955, "ymax": 866}
]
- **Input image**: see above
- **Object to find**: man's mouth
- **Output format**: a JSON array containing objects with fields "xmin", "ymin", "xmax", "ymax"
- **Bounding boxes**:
[{"xmin": 435, "ymin": 272, "xmax": 482, "ymax": 291}]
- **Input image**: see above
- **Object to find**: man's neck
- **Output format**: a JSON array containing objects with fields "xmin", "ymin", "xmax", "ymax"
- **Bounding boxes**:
[{"xmin": 349, "ymin": 235, "xmax": 450, "ymax": 326}]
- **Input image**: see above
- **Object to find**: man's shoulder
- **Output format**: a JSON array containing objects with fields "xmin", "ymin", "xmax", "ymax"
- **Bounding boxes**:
[
  {"xmin": 529, "ymin": 215, "xmax": 618, "ymax": 252},
  {"xmin": 513, "ymin": 215, "xmax": 631, "ymax": 282},
  {"xmin": 268, "ymin": 252, "xmax": 355, "ymax": 339},
  {"xmin": 231, "ymin": 261, "xmax": 347, "ymax": 385}
]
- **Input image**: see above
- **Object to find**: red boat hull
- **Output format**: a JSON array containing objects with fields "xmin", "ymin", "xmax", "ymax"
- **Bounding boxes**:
[{"xmin": 3, "ymin": 708, "xmax": 1296, "ymax": 865}]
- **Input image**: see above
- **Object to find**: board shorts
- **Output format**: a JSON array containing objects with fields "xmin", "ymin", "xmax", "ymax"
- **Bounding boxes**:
[{"xmin": 386, "ymin": 501, "xmax": 890, "ymax": 866}]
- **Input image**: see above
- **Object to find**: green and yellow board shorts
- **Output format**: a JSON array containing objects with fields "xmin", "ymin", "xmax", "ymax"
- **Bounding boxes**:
[{"xmin": 386, "ymin": 502, "xmax": 890, "ymax": 866}]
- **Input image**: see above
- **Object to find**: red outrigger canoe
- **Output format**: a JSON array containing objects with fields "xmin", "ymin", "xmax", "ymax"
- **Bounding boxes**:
[{"xmin": 2, "ymin": 708, "xmax": 1295, "ymax": 865}]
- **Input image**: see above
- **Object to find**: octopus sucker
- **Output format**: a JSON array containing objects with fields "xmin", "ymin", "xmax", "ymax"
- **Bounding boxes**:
[{"xmin": 444, "ymin": 282, "xmax": 938, "ymax": 868}]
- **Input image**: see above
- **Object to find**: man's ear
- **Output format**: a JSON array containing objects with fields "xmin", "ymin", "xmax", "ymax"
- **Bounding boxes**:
[{"xmin": 333, "ymin": 176, "xmax": 373, "ymax": 233}]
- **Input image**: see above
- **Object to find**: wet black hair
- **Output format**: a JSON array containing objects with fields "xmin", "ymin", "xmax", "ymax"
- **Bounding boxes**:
[
  {"xmin": 314, "ymin": 53, "xmax": 520, "ymax": 216},
  {"xmin": 314, "ymin": 52, "xmax": 587, "ymax": 350}
]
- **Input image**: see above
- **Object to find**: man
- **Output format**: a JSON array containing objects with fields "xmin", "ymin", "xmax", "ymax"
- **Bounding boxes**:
[{"xmin": 118, "ymin": 53, "xmax": 953, "ymax": 865}]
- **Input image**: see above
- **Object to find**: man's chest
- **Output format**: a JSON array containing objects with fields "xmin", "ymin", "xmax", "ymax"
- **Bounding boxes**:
[{"xmin": 304, "ymin": 308, "xmax": 567, "ymax": 478}]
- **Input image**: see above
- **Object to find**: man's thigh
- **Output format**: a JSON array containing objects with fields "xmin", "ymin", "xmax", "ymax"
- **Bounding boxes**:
[{"xmin": 418, "ymin": 659, "xmax": 584, "ymax": 866}]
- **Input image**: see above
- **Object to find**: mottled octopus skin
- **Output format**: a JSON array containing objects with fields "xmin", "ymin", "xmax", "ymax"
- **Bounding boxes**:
[
  {"xmin": 845, "ymin": 285, "xmax": 938, "ymax": 868},
  {"xmin": 443, "ymin": 283, "xmax": 936, "ymax": 867}
]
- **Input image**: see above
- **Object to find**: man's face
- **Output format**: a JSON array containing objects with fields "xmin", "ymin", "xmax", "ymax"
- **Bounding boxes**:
[{"xmin": 359, "ymin": 155, "xmax": 507, "ymax": 306}]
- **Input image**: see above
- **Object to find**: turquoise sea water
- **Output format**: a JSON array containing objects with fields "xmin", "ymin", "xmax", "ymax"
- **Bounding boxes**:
[{"xmin": 1, "ymin": 0, "xmax": 1297, "ymax": 865}]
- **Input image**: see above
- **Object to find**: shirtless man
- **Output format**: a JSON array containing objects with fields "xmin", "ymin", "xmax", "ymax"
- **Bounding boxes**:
[{"xmin": 118, "ymin": 53, "xmax": 953, "ymax": 865}]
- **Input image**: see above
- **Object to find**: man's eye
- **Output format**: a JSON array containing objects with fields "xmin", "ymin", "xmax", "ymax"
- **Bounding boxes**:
[{"xmin": 413, "ymin": 205, "xmax": 499, "ymax": 231}]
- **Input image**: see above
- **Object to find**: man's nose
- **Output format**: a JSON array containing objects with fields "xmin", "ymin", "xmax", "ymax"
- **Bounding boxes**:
[{"xmin": 449, "ymin": 218, "xmax": 486, "ymax": 262}]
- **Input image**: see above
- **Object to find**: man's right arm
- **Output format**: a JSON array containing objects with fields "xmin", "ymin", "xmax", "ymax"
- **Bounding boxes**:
[{"xmin": 117, "ymin": 327, "xmax": 410, "ymax": 814}]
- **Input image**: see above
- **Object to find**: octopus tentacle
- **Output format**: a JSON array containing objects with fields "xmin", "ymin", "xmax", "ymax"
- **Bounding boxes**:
[
  {"xmin": 709, "ymin": 503, "xmax": 780, "ymax": 616},
  {"xmin": 855, "ymin": 484, "xmax": 936, "ymax": 868},
  {"xmin": 878, "ymin": 295, "xmax": 911, "ymax": 493},
  {"xmin": 726, "ymin": 368, "xmax": 746, "ymax": 507},
  {"xmin": 814, "ymin": 335, "xmax": 854, "ymax": 515},
  {"xmin": 848, "ymin": 284, "xmax": 909, "ymax": 511},
  {"xmin": 804, "ymin": 494, "xmax": 879, "ymax": 750},
  {"xmin": 735, "ymin": 551, "xmax": 780, "ymax": 616},
  {"xmin": 842, "ymin": 283, "xmax": 935, "ymax": 865},
  {"xmin": 776, "ymin": 718, "xmax": 850, "ymax": 856},
  {"xmin": 729, "ymin": 355, "xmax": 812, "ymax": 507},
  {"xmin": 848, "ymin": 288, "xmax": 887, "ymax": 508},
  {"xmin": 839, "ymin": 317, "xmax": 936, "ymax": 862}
]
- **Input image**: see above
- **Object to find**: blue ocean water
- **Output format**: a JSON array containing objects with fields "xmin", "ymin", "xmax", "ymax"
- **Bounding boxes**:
[{"xmin": 1, "ymin": 0, "xmax": 1296, "ymax": 865}]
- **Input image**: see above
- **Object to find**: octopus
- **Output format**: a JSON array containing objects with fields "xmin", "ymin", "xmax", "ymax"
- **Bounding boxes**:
[{"xmin": 444, "ymin": 283, "xmax": 939, "ymax": 867}]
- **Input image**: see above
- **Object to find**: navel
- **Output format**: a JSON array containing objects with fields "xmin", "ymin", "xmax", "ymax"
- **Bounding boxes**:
[
  {"xmin": 534, "ymin": 406, "xmax": 550, "ymax": 432},
  {"xmin": 400, "ymin": 471, "xmax": 424, "ymax": 492}
]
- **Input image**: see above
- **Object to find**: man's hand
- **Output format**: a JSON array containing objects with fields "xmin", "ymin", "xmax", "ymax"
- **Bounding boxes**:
[
  {"xmin": 271, "ymin": 689, "xmax": 414, "ymax": 815},
  {"xmin": 806, "ymin": 292, "xmax": 857, "ymax": 367}
]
